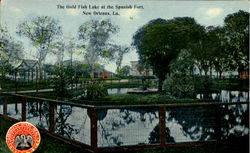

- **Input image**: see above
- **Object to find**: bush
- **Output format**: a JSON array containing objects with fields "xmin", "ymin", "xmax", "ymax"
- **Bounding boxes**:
[
  {"xmin": 86, "ymin": 83, "xmax": 108, "ymax": 100},
  {"xmin": 163, "ymin": 72, "xmax": 195, "ymax": 98},
  {"xmin": 193, "ymin": 76, "xmax": 214, "ymax": 93}
]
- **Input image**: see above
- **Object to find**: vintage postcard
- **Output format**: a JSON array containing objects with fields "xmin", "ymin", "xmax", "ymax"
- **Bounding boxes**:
[{"xmin": 0, "ymin": 0, "xmax": 249, "ymax": 153}]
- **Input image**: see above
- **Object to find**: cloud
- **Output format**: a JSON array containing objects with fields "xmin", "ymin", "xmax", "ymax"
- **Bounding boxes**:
[
  {"xmin": 9, "ymin": 6, "xmax": 21, "ymax": 13},
  {"xmin": 205, "ymin": 8, "xmax": 223, "ymax": 19},
  {"xmin": 66, "ymin": 9, "xmax": 80, "ymax": 16},
  {"xmin": 120, "ymin": 9, "xmax": 139, "ymax": 20}
]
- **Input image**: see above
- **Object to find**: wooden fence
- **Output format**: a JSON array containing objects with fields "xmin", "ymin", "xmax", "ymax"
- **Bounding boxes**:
[{"xmin": 0, "ymin": 93, "xmax": 249, "ymax": 152}]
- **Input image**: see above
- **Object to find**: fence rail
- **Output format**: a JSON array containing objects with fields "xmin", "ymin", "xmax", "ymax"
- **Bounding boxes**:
[{"xmin": 0, "ymin": 93, "xmax": 249, "ymax": 152}]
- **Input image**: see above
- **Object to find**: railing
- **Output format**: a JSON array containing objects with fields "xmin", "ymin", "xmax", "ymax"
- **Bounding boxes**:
[{"xmin": 0, "ymin": 93, "xmax": 249, "ymax": 152}]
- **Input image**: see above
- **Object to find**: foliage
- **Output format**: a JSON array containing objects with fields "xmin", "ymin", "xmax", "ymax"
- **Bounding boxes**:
[
  {"xmin": 193, "ymin": 76, "xmax": 214, "ymax": 93},
  {"xmin": 117, "ymin": 65, "xmax": 130, "ymax": 78},
  {"xmin": 86, "ymin": 82, "xmax": 108, "ymax": 100},
  {"xmin": 207, "ymin": 26, "xmax": 230, "ymax": 78},
  {"xmin": 224, "ymin": 10, "xmax": 249, "ymax": 71},
  {"xmin": 163, "ymin": 72, "xmax": 195, "ymax": 98},
  {"xmin": 132, "ymin": 17, "xmax": 204, "ymax": 91},
  {"xmin": 17, "ymin": 16, "xmax": 62, "ymax": 80},
  {"xmin": 169, "ymin": 49, "xmax": 195, "ymax": 75},
  {"xmin": 112, "ymin": 45, "xmax": 130, "ymax": 71},
  {"xmin": 49, "ymin": 65, "xmax": 71, "ymax": 98},
  {"xmin": 78, "ymin": 19, "xmax": 119, "ymax": 77},
  {"xmin": 0, "ymin": 27, "xmax": 23, "ymax": 78}
]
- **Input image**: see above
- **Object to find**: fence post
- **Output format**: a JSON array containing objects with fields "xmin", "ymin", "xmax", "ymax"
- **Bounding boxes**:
[
  {"xmin": 21, "ymin": 97, "xmax": 27, "ymax": 121},
  {"xmin": 215, "ymin": 105, "xmax": 221, "ymax": 142},
  {"xmin": 36, "ymin": 67, "xmax": 38, "ymax": 93},
  {"xmin": 49, "ymin": 102, "xmax": 55, "ymax": 133},
  {"xmin": 3, "ymin": 95, "xmax": 7, "ymax": 117},
  {"xmin": 15, "ymin": 71, "xmax": 17, "ymax": 93},
  {"xmin": 90, "ymin": 107, "xmax": 98, "ymax": 151},
  {"xmin": 159, "ymin": 106, "xmax": 166, "ymax": 147},
  {"xmin": 28, "ymin": 69, "xmax": 30, "ymax": 83}
]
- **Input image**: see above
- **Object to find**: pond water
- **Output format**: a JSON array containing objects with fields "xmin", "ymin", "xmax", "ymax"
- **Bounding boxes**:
[
  {"xmin": 108, "ymin": 88, "xmax": 135, "ymax": 95},
  {"xmin": 0, "ymin": 97, "xmax": 249, "ymax": 147},
  {"xmin": 108, "ymin": 88, "xmax": 249, "ymax": 103},
  {"xmin": 196, "ymin": 90, "xmax": 249, "ymax": 102}
]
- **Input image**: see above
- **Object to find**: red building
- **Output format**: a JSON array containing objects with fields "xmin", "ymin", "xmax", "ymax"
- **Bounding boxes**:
[{"xmin": 239, "ymin": 69, "xmax": 249, "ymax": 79}]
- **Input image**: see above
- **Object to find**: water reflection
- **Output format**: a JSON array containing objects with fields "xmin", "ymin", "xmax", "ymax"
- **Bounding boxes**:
[
  {"xmin": 108, "ymin": 88, "xmax": 134, "ymax": 95},
  {"xmin": 196, "ymin": 90, "xmax": 249, "ymax": 102},
  {"xmin": 7, "ymin": 103, "xmax": 22, "ymax": 120},
  {"xmin": 0, "ymin": 105, "xmax": 2, "ymax": 115},
  {"xmin": 97, "ymin": 108, "xmax": 159, "ymax": 147},
  {"xmin": 55, "ymin": 104, "xmax": 91, "ymax": 145},
  {"xmin": 26, "ymin": 100, "xmax": 50, "ymax": 130},
  {"xmin": 165, "ymin": 106, "xmax": 217, "ymax": 143},
  {"xmin": 221, "ymin": 104, "xmax": 249, "ymax": 140},
  {"xmin": 0, "ymin": 96, "xmax": 3, "ymax": 115}
]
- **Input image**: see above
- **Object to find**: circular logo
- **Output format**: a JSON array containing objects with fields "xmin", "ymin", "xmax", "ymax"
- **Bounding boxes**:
[{"xmin": 6, "ymin": 122, "xmax": 41, "ymax": 153}]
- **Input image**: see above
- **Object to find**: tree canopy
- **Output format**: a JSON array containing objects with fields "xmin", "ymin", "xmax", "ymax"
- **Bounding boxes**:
[
  {"xmin": 78, "ymin": 19, "xmax": 119, "ymax": 78},
  {"xmin": 132, "ymin": 17, "xmax": 204, "ymax": 91},
  {"xmin": 224, "ymin": 10, "xmax": 249, "ymax": 72},
  {"xmin": 17, "ymin": 16, "xmax": 62, "ymax": 80},
  {"xmin": 0, "ymin": 27, "xmax": 23, "ymax": 77}
]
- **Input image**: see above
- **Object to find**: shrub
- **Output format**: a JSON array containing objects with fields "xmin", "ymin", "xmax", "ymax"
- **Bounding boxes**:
[
  {"xmin": 86, "ymin": 83, "xmax": 108, "ymax": 100},
  {"xmin": 163, "ymin": 72, "xmax": 195, "ymax": 98}
]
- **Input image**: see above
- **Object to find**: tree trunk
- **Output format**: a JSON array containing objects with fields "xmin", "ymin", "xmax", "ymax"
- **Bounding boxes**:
[
  {"xmin": 158, "ymin": 79, "xmax": 163, "ymax": 92},
  {"xmin": 219, "ymin": 71, "xmax": 222, "ymax": 79},
  {"xmin": 39, "ymin": 58, "xmax": 43, "ymax": 82},
  {"xmin": 199, "ymin": 68, "xmax": 202, "ymax": 76},
  {"xmin": 91, "ymin": 63, "xmax": 95, "ymax": 79},
  {"xmin": 210, "ymin": 67, "xmax": 212, "ymax": 77}
]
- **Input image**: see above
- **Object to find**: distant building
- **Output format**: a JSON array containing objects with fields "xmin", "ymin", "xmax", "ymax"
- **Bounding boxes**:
[
  {"xmin": 13, "ymin": 59, "xmax": 52, "ymax": 81},
  {"xmin": 130, "ymin": 61, "xmax": 154, "ymax": 76},
  {"xmin": 239, "ymin": 69, "xmax": 249, "ymax": 79},
  {"xmin": 60, "ymin": 60, "xmax": 113, "ymax": 78}
]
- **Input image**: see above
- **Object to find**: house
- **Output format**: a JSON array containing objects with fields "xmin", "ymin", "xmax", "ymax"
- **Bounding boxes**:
[
  {"xmin": 14, "ymin": 59, "xmax": 53, "ymax": 81},
  {"xmin": 60, "ymin": 60, "xmax": 113, "ymax": 78},
  {"xmin": 239, "ymin": 68, "xmax": 249, "ymax": 79}
]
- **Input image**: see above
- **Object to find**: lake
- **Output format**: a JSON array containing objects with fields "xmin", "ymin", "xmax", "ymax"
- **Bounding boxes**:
[{"xmin": 1, "ymin": 99, "xmax": 248, "ymax": 147}]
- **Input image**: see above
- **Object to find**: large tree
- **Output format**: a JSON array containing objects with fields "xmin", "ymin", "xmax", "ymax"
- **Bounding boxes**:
[
  {"xmin": 224, "ymin": 10, "xmax": 249, "ymax": 75},
  {"xmin": 207, "ymin": 26, "xmax": 230, "ymax": 78},
  {"xmin": 132, "ymin": 17, "xmax": 204, "ymax": 91},
  {"xmin": 17, "ymin": 16, "xmax": 62, "ymax": 81},
  {"xmin": 189, "ymin": 27, "xmax": 217, "ymax": 77},
  {"xmin": 78, "ymin": 19, "xmax": 119, "ymax": 78}
]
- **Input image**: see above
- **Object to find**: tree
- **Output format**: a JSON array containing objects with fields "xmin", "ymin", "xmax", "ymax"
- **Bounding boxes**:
[
  {"xmin": 169, "ymin": 49, "xmax": 195, "ymax": 75},
  {"xmin": 78, "ymin": 19, "xmax": 119, "ymax": 78},
  {"xmin": 189, "ymin": 27, "xmax": 215, "ymax": 77},
  {"xmin": 17, "ymin": 16, "xmax": 62, "ymax": 81},
  {"xmin": 0, "ymin": 27, "xmax": 23, "ymax": 78},
  {"xmin": 224, "ymin": 10, "xmax": 249, "ymax": 76},
  {"xmin": 114, "ymin": 45, "xmax": 130, "ymax": 72},
  {"xmin": 117, "ymin": 65, "xmax": 130, "ymax": 78},
  {"xmin": 208, "ymin": 26, "xmax": 230, "ymax": 78},
  {"xmin": 132, "ymin": 18, "xmax": 204, "ymax": 91}
]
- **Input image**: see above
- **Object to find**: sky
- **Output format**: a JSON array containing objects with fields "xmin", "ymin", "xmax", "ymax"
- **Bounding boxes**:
[{"xmin": 0, "ymin": 0, "xmax": 249, "ymax": 72}]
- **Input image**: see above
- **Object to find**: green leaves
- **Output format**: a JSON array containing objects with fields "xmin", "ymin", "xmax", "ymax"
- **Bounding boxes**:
[{"xmin": 132, "ymin": 17, "xmax": 203, "ymax": 91}]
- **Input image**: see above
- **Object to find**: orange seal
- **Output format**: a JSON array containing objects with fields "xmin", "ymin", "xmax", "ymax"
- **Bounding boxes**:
[{"xmin": 6, "ymin": 122, "xmax": 41, "ymax": 153}]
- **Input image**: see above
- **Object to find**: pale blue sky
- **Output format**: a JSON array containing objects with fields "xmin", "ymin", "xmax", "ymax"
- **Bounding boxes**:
[{"xmin": 0, "ymin": 0, "xmax": 249, "ymax": 72}]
